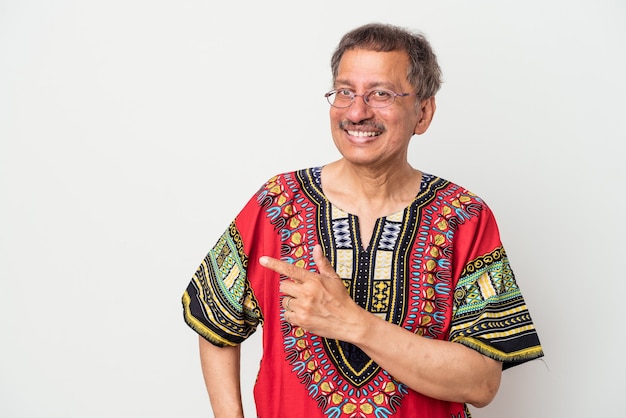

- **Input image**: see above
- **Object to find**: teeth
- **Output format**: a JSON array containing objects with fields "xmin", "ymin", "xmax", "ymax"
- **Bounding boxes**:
[{"xmin": 347, "ymin": 130, "xmax": 380, "ymax": 137}]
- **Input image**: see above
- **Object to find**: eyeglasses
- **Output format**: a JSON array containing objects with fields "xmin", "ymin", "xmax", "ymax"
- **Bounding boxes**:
[{"xmin": 324, "ymin": 88, "xmax": 418, "ymax": 108}]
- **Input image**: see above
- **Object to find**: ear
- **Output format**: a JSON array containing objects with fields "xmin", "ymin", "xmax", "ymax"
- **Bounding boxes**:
[{"xmin": 413, "ymin": 96, "xmax": 436, "ymax": 135}]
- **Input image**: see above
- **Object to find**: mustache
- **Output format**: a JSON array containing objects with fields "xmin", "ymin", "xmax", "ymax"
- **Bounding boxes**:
[{"xmin": 339, "ymin": 120, "xmax": 385, "ymax": 131}]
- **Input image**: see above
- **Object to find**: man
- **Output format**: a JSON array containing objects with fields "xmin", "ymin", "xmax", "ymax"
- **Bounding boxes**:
[{"xmin": 182, "ymin": 22, "xmax": 543, "ymax": 418}]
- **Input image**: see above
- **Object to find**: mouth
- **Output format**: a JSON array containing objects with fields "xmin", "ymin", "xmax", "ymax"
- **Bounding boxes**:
[
  {"xmin": 346, "ymin": 129, "xmax": 381, "ymax": 138},
  {"xmin": 340, "ymin": 121, "xmax": 384, "ymax": 138}
]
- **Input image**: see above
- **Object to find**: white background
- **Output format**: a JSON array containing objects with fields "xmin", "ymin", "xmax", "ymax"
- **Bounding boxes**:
[{"xmin": 1, "ymin": 1, "xmax": 625, "ymax": 417}]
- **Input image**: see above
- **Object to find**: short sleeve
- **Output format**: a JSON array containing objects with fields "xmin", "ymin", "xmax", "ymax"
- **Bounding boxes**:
[
  {"xmin": 449, "ymin": 200, "xmax": 543, "ymax": 369},
  {"xmin": 182, "ymin": 220, "xmax": 263, "ymax": 347},
  {"xmin": 449, "ymin": 208, "xmax": 544, "ymax": 369}
]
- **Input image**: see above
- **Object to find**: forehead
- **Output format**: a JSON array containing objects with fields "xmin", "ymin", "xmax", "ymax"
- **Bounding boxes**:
[{"xmin": 335, "ymin": 48, "xmax": 411, "ymax": 88}]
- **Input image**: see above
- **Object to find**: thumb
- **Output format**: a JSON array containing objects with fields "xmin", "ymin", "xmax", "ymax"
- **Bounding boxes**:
[{"xmin": 312, "ymin": 244, "xmax": 340, "ymax": 279}]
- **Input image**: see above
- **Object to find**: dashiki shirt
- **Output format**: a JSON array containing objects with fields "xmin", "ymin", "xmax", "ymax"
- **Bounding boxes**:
[{"xmin": 182, "ymin": 167, "xmax": 544, "ymax": 418}]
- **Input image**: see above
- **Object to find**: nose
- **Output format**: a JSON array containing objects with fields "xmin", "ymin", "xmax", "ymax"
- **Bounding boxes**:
[{"xmin": 345, "ymin": 94, "xmax": 374, "ymax": 121}]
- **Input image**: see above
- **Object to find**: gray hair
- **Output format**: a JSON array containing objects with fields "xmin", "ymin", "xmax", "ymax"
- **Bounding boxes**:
[{"xmin": 331, "ymin": 23, "xmax": 443, "ymax": 100}]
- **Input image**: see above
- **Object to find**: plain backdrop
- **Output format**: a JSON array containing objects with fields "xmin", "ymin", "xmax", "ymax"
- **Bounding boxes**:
[{"xmin": 1, "ymin": 1, "xmax": 625, "ymax": 417}]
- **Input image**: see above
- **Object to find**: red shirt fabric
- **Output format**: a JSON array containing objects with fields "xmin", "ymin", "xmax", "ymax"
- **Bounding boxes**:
[{"xmin": 182, "ymin": 167, "xmax": 543, "ymax": 418}]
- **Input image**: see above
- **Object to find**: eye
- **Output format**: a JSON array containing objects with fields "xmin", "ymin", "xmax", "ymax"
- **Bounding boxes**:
[
  {"xmin": 369, "ymin": 90, "xmax": 393, "ymax": 101},
  {"xmin": 336, "ymin": 88, "xmax": 354, "ymax": 98}
]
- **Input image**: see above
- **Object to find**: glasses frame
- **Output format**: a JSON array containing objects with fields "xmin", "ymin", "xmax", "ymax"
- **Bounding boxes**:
[{"xmin": 324, "ymin": 88, "xmax": 418, "ymax": 108}]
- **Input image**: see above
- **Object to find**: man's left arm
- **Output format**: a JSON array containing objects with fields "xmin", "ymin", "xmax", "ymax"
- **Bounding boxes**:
[{"xmin": 260, "ymin": 245, "xmax": 502, "ymax": 408}]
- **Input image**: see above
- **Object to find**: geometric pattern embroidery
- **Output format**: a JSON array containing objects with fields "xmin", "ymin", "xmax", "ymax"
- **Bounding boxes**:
[
  {"xmin": 182, "ymin": 223, "xmax": 262, "ymax": 346},
  {"xmin": 379, "ymin": 221, "xmax": 401, "ymax": 250},
  {"xmin": 450, "ymin": 248, "xmax": 542, "ymax": 366},
  {"xmin": 332, "ymin": 218, "xmax": 352, "ymax": 248},
  {"xmin": 371, "ymin": 280, "xmax": 391, "ymax": 313}
]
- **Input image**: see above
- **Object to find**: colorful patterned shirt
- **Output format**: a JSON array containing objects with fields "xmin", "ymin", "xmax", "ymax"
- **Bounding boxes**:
[{"xmin": 182, "ymin": 167, "xmax": 544, "ymax": 418}]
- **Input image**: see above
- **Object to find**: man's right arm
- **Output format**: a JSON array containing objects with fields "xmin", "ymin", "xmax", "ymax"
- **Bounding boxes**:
[{"xmin": 198, "ymin": 336, "xmax": 244, "ymax": 418}]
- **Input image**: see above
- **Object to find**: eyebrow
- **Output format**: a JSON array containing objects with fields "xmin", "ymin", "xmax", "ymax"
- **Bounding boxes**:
[{"xmin": 334, "ymin": 80, "xmax": 397, "ymax": 90}]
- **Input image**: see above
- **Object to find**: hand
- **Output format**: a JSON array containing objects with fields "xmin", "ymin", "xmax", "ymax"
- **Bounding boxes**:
[
  {"xmin": 259, "ymin": 245, "xmax": 364, "ymax": 341},
  {"xmin": 260, "ymin": 247, "xmax": 504, "ymax": 407}
]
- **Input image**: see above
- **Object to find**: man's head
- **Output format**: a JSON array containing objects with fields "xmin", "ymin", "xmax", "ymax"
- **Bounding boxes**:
[
  {"xmin": 326, "ymin": 24, "xmax": 441, "ymax": 167},
  {"xmin": 331, "ymin": 23, "xmax": 442, "ymax": 101}
]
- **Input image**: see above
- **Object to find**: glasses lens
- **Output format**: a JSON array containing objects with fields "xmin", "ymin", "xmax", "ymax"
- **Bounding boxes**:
[
  {"xmin": 326, "ymin": 90, "xmax": 352, "ymax": 108},
  {"xmin": 365, "ymin": 90, "xmax": 394, "ymax": 108}
]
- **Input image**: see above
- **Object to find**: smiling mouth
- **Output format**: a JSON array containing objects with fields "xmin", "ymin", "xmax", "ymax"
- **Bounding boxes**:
[
  {"xmin": 346, "ymin": 130, "xmax": 381, "ymax": 137},
  {"xmin": 340, "ymin": 121, "xmax": 384, "ymax": 138}
]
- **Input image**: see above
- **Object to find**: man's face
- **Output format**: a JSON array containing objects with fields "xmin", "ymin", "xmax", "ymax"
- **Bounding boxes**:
[{"xmin": 329, "ymin": 48, "xmax": 433, "ymax": 169}]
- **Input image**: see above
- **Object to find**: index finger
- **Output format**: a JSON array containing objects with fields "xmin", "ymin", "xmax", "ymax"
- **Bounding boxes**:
[{"xmin": 259, "ymin": 255, "xmax": 311, "ymax": 282}]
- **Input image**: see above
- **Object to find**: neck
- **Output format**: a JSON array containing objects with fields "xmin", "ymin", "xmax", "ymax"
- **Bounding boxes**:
[{"xmin": 321, "ymin": 159, "xmax": 422, "ymax": 216}]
